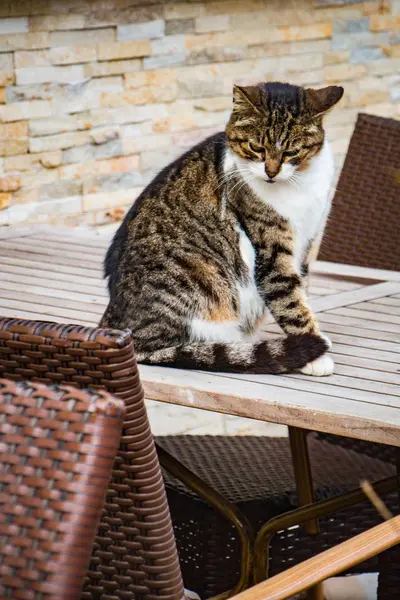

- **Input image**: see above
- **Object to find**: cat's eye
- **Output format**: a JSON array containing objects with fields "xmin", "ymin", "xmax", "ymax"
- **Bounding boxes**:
[
  {"xmin": 282, "ymin": 150, "xmax": 299, "ymax": 158},
  {"xmin": 249, "ymin": 142, "xmax": 263, "ymax": 154}
]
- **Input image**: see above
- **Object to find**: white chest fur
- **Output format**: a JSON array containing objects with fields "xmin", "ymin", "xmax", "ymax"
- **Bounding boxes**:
[
  {"xmin": 236, "ymin": 224, "xmax": 266, "ymax": 330},
  {"xmin": 226, "ymin": 140, "xmax": 335, "ymax": 273}
]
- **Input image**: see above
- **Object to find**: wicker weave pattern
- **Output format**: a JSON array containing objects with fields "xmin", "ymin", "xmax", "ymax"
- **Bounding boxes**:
[
  {"xmin": 159, "ymin": 435, "xmax": 396, "ymax": 598},
  {"xmin": 321, "ymin": 113, "xmax": 400, "ymax": 270},
  {"xmin": 0, "ymin": 379, "xmax": 124, "ymax": 600},
  {"xmin": 0, "ymin": 318, "xmax": 184, "ymax": 600}
]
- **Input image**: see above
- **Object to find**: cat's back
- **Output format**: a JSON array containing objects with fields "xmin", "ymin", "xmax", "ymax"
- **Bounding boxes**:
[{"xmin": 104, "ymin": 131, "xmax": 226, "ymax": 297}]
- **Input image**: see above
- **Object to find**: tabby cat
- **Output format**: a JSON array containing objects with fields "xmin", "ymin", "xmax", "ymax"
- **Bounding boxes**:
[{"xmin": 101, "ymin": 81, "xmax": 344, "ymax": 376}]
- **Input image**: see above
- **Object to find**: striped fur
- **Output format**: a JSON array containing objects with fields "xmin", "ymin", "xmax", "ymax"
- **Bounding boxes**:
[
  {"xmin": 135, "ymin": 335, "xmax": 328, "ymax": 374},
  {"xmin": 101, "ymin": 81, "xmax": 343, "ymax": 374}
]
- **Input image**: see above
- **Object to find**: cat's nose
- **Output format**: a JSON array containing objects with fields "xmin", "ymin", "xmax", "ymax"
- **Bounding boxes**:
[{"xmin": 265, "ymin": 166, "xmax": 279, "ymax": 180}]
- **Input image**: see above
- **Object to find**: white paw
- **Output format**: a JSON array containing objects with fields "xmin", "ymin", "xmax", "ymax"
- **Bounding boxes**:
[
  {"xmin": 320, "ymin": 333, "xmax": 332, "ymax": 350},
  {"xmin": 300, "ymin": 354, "xmax": 334, "ymax": 377}
]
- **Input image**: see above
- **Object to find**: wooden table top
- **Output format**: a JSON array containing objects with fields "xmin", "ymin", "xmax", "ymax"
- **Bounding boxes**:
[{"xmin": 1, "ymin": 225, "xmax": 399, "ymax": 447}]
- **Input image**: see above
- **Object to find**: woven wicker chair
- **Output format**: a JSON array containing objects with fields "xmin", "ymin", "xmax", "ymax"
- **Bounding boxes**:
[
  {"xmin": 0, "ymin": 318, "xmax": 185, "ymax": 600},
  {"xmin": 158, "ymin": 435, "xmax": 397, "ymax": 599},
  {"xmin": 229, "ymin": 515, "xmax": 400, "ymax": 600},
  {"xmin": 0, "ymin": 378, "xmax": 124, "ymax": 600},
  {"xmin": 320, "ymin": 112, "xmax": 400, "ymax": 271}
]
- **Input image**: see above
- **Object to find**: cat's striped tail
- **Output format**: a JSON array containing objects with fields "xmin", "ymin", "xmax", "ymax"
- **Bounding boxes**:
[{"xmin": 137, "ymin": 334, "xmax": 329, "ymax": 374}]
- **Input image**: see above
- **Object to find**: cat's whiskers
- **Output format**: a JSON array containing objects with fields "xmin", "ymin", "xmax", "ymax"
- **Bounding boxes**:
[
  {"xmin": 286, "ymin": 171, "xmax": 304, "ymax": 191},
  {"xmin": 227, "ymin": 170, "xmax": 258, "ymax": 201},
  {"xmin": 226, "ymin": 171, "xmax": 249, "ymax": 196},
  {"xmin": 214, "ymin": 167, "xmax": 251, "ymax": 193}
]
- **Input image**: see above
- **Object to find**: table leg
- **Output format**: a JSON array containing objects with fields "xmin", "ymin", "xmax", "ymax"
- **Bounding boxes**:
[{"xmin": 289, "ymin": 427, "xmax": 324, "ymax": 600}]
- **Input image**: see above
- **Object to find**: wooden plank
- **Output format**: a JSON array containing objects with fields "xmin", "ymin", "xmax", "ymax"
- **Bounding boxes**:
[
  {"xmin": 310, "ymin": 282, "xmax": 400, "ymax": 313},
  {"xmin": 1, "ymin": 271, "xmax": 108, "ymax": 297},
  {"xmin": 1, "ymin": 247, "xmax": 102, "ymax": 270},
  {"xmin": 26, "ymin": 224, "xmax": 95, "ymax": 237},
  {"xmin": 0, "ymin": 239, "xmax": 103, "ymax": 263},
  {"xmin": 315, "ymin": 261, "xmax": 400, "ymax": 282},
  {"xmin": 331, "ymin": 341, "xmax": 400, "ymax": 364},
  {"xmin": 0, "ymin": 226, "xmax": 38, "ymax": 240},
  {"xmin": 373, "ymin": 297, "xmax": 400, "ymax": 307},
  {"xmin": 139, "ymin": 365, "xmax": 400, "ymax": 446},
  {"xmin": 330, "ymin": 306, "xmax": 400, "ymax": 325},
  {"xmin": 307, "ymin": 286, "xmax": 334, "ymax": 296},
  {"xmin": 309, "ymin": 274, "xmax": 366, "ymax": 291},
  {"xmin": 332, "ymin": 363, "xmax": 400, "ymax": 386},
  {"xmin": 308, "ymin": 285, "xmax": 363, "ymax": 297},
  {"xmin": 316, "ymin": 322, "xmax": 400, "ymax": 344},
  {"xmin": 1, "ymin": 306, "xmax": 93, "ymax": 326},
  {"xmin": 264, "ymin": 320, "xmax": 400, "ymax": 344},
  {"xmin": 0, "ymin": 262, "xmax": 106, "ymax": 290},
  {"xmin": 0, "ymin": 279, "xmax": 108, "ymax": 306},
  {"xmin": 0, "ymin": 289, "xmax": 105, "ymax": 315},
  {"xmin": 4, "ymin": 235, "xmax": 109, "ymax": 255},
  {"xmin": 328, "ymin": 333, "xmax": 400, "ymax": 355},
  {"xmin": 287, "ymin": 372, "xmax": 400, "ymax": 397},
  {"xmin": 350, "ymin": 301, "xmax": 400, "ymax": 317},
  {"xmin": 0, "ymin": 254, "xmax": 103, "ymax": 280},
  {"xmin": 0, "ymin": 297, "xmax": 100, "ymax": 323},
  {"xmin": 212, "ymin": 371, "xmax": 400, "ymax": 408},
  {"xmin": 318, "ymin": 312, "xmax": 400, "ymax": 335},
  {"xmin": 32, "ymin": 230, "xmax": 111, "ymax": 247},
  {"xmin": 331, "ymin": 352, "xmax": 399, "ymax": 375}
]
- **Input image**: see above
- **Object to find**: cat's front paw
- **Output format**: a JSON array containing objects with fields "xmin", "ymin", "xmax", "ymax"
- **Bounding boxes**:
[{"xmin": 300, "ymin": 354, "xmax": 334, "ymax": 377}]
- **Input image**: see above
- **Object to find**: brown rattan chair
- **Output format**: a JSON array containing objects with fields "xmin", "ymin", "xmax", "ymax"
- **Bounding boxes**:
[
  {"xmin": 230, "ymin": 515, "xmax": 400, "ymax": 600},
  {"xmin": 0, "ymin": 378, "xmax": 125, "ymax": 600},
  {"xmin": 0, "ymin": 318, "xmax": 185, "ymax": 600},
  {"xmin": 320, "ymin": 112, "xmax": 400, "ymax": 271},
  {"xmin": 158, "ymin": 435, "xmax": 398, "ymax": 599}
]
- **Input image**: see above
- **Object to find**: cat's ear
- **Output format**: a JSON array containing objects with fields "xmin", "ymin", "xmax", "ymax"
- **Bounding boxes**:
[
  {"xmin": 306, "ymin": 85, "xmax": 344, "ymax": 118},
  {"xmin": 233, "ymin": 84, "xmax": 261, "ymax": 113}
]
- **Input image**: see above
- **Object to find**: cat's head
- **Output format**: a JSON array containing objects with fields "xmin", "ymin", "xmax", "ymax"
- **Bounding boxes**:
[{"xmin": 225, "ymin": 81, "xmax": 343, "ymax": 184}]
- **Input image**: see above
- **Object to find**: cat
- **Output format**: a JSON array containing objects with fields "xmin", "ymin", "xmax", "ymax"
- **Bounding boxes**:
[{"xmin": 101, "ymin": 81, "xmax": 344, "ymax": 376}]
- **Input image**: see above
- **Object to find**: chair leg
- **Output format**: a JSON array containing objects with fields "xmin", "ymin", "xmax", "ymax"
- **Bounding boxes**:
[
  {"xmin": 156, "ymin": 442, "xmax": 255, "ymax": 600},
  {"xmin": 288, "ymin": 427, "xmax": 323, "ymax": 600},
  {"xmin": 252, "ymin": 475, "xmax": 398, "ymax": 585}
]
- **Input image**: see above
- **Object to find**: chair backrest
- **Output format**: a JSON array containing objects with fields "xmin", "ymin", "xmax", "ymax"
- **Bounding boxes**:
[
  {"xmin": 0, "ymin": 378, "xmax": 124, "ymax": 600},
  {"xmin": 0, "ymin": 318, "xmax": 185, "ymax": 600},
  {"xmin": 320, "ymin": 113, "xmax": 400, "ymax": 271}
]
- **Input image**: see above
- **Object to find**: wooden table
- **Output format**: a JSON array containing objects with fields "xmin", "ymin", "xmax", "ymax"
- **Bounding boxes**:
[
  {"xmin": 1, "ymin": 224, "xmax": 399, "ymax": 448},
  {"xmin": 1, "ymin": 224, "xmax": 399, "ymax": 599}
]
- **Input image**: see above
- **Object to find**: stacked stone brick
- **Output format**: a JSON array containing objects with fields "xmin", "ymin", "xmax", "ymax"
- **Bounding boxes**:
[{"xmin": 0, "ymin": 0, "xmax": 399, "ymax": 226}]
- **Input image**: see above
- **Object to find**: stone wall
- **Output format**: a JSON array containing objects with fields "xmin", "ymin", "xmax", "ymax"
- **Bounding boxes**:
[{"xmin": 0, "ymin": 0, "xmax": 399, "ymax": 227}]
